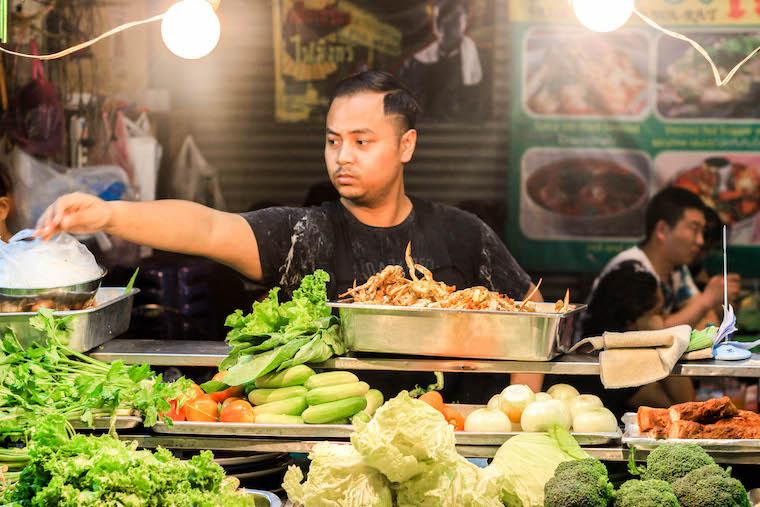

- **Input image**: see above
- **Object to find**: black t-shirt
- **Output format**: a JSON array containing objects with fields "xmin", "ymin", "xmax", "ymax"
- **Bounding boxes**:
[{"xmin": 240, "ymin": 197, "xmax": 531, "ymax": 300}]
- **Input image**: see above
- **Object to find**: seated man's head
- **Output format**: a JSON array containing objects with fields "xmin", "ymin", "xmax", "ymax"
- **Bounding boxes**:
[
  {"xmin": 433, "ymin": 1, "xmax": 468, "ymax": 54},
  {"xmin": 325, "ymin": 71, "xmax": 420, "ymax": 206},
  {"xmin": 0, "ymin": 162, "xmax": 12, "ymax": 242},
  {"xmin": 643, "ymin": 186, "xmax": 706, "ymax": 267}
]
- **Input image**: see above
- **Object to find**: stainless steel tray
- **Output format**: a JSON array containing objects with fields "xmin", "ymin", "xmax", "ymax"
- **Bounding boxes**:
[
  {"xmin": 0, "ymin": 287, "xmax": 138, "ymax": 352},
  {"xmin": 329, "ymin": 301, "xmax": 586, "ymax": 361},
  {"xmin": 152, "ymin": 421, "xmax": 355, "ymax": 438},
  {"xmin": 70, "ymin": 415, "xmax": 143, "ymax": 430},
  {"xmin": 0, "ymin": 268, "xmax": 106, "ymax": 312},
  {"xmin": 622, "ymin": 412, "xmax": 760, "ymax": 451}
]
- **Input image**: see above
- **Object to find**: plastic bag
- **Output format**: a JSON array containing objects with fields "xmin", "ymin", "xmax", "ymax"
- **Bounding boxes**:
[
  {"xmin": 0, "ymin": 230, "xmax": 102, "ymax": 288},
  {"xmin": 124, "ymin": 112, "xmax": 162, "ymax": 201},
  {"xmin": 172, "ymin": 135, "xmax": 226, "ymax": 210},
  {"xmin": 8, "ymin": 147, "xmax": 131, "ymax": 230}
]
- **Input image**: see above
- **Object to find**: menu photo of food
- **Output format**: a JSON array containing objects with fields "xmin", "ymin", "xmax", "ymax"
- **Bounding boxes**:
[
  {"xmin": 653, "ymin": 151, "xmax": 760, "ymax": 244},
  {"xmin": 657, "ymin": 30, "xmax": 760, "ymax": 120},
  {"xmin": 520, "ymin": 147, "xmax": 651, "ymax": 240},
  {"xmin": 522, "ymin": 28, "xmax": 651, "ymax": 118}
]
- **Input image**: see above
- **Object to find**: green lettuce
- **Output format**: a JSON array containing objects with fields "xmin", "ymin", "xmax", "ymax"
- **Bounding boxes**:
[
  {"xmin": 688, "ymin": 326, "xmax": 717, "ymax": 352},
  {"xmin": 350, "ymin": 391, "xmax": 458, "ymax": 483},
  {"xmin": 282, "ymin": 442, "xmax": 392, "ymax": 507}
]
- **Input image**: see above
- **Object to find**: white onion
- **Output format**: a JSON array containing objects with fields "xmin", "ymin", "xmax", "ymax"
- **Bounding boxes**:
[
  {"xmin": 464, "ymin": 408, "xmax": 512, "ymax": 433},
  {"xmin": 547, "ymin": 383, "xmax": 580, "ymax": 401},
  {"xmin": 500, "ymin": 384, "xmax": 536, "ymax": 423},
  {"xmin": 487, "ymin": 394, "xmax": 508, "ymax": 414},
  {"xmin": 569, "ymin": 394, "xmax": 604, "ymax": 419},
  {"xmin": 534, "ymin": 392, "xmax": 552, "ymax": 402},
  {"xmin": 572, "ymin": 407, "xmax": 618, "ymax": 433},
  {"xmin": 520, "ymin": 399, "xmax": 571, "ymax": 432}
]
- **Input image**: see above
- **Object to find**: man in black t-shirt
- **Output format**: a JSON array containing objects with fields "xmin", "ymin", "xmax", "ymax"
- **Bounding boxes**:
[{"xmin": 36, "ymin": 70, "xmax": 542, "ymax": 390}]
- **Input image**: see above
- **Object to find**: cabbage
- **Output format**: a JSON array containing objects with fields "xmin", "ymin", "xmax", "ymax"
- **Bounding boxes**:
[
  {"xmin": 489, "ymin": 430, "xmax": 580, "ymax": 507},
  {"xmin": 350, "ymin": 391, "xmax": 457, "ymax": 483},
  {"xmin": 282, "ymin": 442, "xmax": 392, "ymax": 507}
]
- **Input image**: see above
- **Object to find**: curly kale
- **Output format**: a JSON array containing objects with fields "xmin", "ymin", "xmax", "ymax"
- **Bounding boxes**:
[
  {"xmin": 543, "ymin": 459, "xmax": 614, "ymax": 507},
  {"xmin": 613, "ymin": 479, "xmax": 679, "ymax": 507},
  {"xmin": 673, "ymin": 464, "xmax": 750, "ymax": 507},
  {"xmin": 642, "ymin": 443, "xmax": 715, "ymax": 483}
]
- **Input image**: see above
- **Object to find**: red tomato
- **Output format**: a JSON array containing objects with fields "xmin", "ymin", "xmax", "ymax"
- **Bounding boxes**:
[
  {"xmin": 219, "ymin": 399, "xmax": 255, "ymax": 423},
  {"xmin": 221, "ymin": 397, "xmax": 244, "ymax": 410},
  {"xmin": 208, "ymin": 371, "xmax": 244, "ymax": 403},
  {"xmin": 188, "ymin": 383, "xmax": 205, "ymax": 400},
  {"xmin": 185, "ymin": 396, "xmax": 219, "ymax": 422},
  {"xmin": 162, "ymin": 399, "xmax": 186, "ymax": 422}
]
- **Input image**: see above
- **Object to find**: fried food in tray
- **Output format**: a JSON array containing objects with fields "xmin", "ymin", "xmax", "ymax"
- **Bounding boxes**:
[
  {"xmin": 637, "ymin": 397, "xmax": 760, "ymax": 440},
  {"xmin": 339, "ymin": 243, "xmax": 572, "ymax": 313}
]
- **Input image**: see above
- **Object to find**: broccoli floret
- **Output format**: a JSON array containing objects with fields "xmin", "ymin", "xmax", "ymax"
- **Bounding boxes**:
[
  {"xmin": 613, "ymin": 479, "xmax": 679, "ymax": 507},
  {"xmin": 543, "ymin": 459, "xmax": 614, "ymax": 507},
  {"xmin": 643, "ymin": 443, "xmax": 715, "ymax": 483},
  {"xmin": 672, "ymin": 465, "xmax": 750, "ymax": 507}
]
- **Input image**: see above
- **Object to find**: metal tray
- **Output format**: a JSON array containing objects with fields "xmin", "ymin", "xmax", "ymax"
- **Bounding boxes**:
[
  {"xmin": 152, "ymin": 421, "xmax": 355, "ymax": 438},
  {"xmin": 0, "ymin": 268, "xmax": 107, "ymax": 313},
  {"xmin": 328, "ymin": 301, "xmax": 586, "ymax": 361},
  {"xmin": 70, "ymin": 415, "xmax": 143, "ymax": 430},
  {"xmin": 0, "ymin": 287, "xmax": 138, "ymax": 352},
  {"xmin": 622, "ymin": 412, "xmax": 760, "ymax": 451}
]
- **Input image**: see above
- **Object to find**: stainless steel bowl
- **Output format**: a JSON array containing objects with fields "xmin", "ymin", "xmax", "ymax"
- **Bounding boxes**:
[{"xmin": 0, "ymin": 268, "xmax": 107, "ymax": 312}]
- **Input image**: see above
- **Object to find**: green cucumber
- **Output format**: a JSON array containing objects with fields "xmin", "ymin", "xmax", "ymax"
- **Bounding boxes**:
[
  {"xmin": 304, "ymin": 371, "xmax": 359, "ymax": 390},
  {"xmin": 251, "ymin": 396, "xmax": 307, "ymax": 417},
  {"xmin": 254, "ymin": 414, "xmax": 304, "ymax": 425},
  {"xmin": 255, "ymin": 365, "xmax": 315, "ymax": 388},
  {"xmin": 351, "ymin": 411, "xmax": 371, "ymax": 424},
  {"xmin": 302, "ymin": 396, "xmax": 367, "ymax": 424},
  {"xmin": 248, "ymin": 386, "xmax": 307, "ymax": 406},
  {"xmin": 306, "ymin": 381, "xmax": 370, "ymax": 406},
  {"xmin": 363, "ymin": 389, "xmax": 384, "ymax": 416}
]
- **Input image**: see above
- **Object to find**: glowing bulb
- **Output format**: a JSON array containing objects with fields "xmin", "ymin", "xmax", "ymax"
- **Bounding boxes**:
[
  {"xmin": 161, "ymin": 0, "xmax": 220, "ymax": 59},
  {"xmin": 570, "ymin": 0, "xmax": 634, "ymax": 32}
]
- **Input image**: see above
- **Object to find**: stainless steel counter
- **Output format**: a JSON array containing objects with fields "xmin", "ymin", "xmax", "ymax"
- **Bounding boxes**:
[{"xmin": 91, "ymin": 339, "xmax": 760, "ymax": 377}]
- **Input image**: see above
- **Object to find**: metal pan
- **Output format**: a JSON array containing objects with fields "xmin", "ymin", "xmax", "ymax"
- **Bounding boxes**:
[
  {"xmin": 70, "ymin": 415, "xmax": 143, "ymax": 430},
  {"xmin": 152, "ymin": 421, "xmax": 355, "ymax": 439},
  {"xmin": 329, "ymin": 301, "xmax": 586, "ymax": 361},
  {"xmin": 622, "ymin": 412, "xmax": 760, "ymax": 451},
  {"xmin": 0, "ymin": 268, "xmax": 107, "ymax": 312}
]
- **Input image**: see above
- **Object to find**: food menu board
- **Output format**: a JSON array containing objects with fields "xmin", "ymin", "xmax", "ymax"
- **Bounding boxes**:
[{"xmin": 507, "ymin": 0, "xmax": 760, "ymax": 276}]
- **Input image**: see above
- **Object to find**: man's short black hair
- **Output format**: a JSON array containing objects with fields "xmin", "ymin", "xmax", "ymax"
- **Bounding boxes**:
[
  {"xmin": 331, "ymin": 70, "xmax": 421, "ymax": 131},
  {"xmin": 644, "ymin": 186, "xmax": 706, "ymax": 243},
  {"xmin": 0, "ymin": 161, "xmax": 11, "ymax": 198}
]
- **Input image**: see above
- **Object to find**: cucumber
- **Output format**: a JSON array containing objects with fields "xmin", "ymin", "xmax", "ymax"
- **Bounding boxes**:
[
  {"xmin": 351, "ymin": 411, "xmax": 371, "ymax": 424},
  {"xmin": 326, "ymin": 418, "xmax": 350, "ymax": 425},
  {"xmin": 364, "ymin": 389, "xmax": 384, "ymax": 416},
  {"xmin": 306, "ymin": 381, "xmax": 370, "ymax": 406},
  {"xmin": 304, "ymin": 371, "xmax": 359, "ymax": 390},
  {"xmin": 302, "ymin": 396, "xmax": 367, "ymax": 424},
  {"xmin": 255, "ymin": 365, "xmax": 315, "ymax": 388},
  {"xmin": 248, "ymin": 386, "xmax": 307, "ymax": 406},
  {"xmin": 251, "ymin": 396, "xmax": 307, "ymax": 417},
  {"xmin": 254, "ymin": 414, "xmax": 304, "ymax": 425}
]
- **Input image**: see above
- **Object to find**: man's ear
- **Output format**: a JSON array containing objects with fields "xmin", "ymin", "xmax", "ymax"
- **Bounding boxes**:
[
  {"xmin": 399, "ymin": 128, "xmax": 417, "ymax": 164},
  {"xmin": 0, "ymin": 197, "xmax": 11, "ymax": 221},
  {"xmin": 654, "ymin": 219, "xmax": 670, "ymax": 242}
]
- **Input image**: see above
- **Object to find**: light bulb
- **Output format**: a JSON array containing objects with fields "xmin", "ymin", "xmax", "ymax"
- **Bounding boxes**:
[
  {"xmin": 161, "ymin": 0, "xmax": 220, "ymax": 59},
  {"xmin": 570, "ymin": 0, "xmax": 634, "ymax": 32}
]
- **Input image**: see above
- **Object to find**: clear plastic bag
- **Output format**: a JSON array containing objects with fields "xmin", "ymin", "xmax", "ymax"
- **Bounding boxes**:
[{"xmin": 0, "ymin": 230, "xmax": 102, "ymax": 288}]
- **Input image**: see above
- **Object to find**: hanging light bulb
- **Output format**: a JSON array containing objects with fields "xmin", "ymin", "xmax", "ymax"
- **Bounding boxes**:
[
  {"xmin": 161, "ymin": 0, "xmax": 221, "ymax": 59},
  {"xmin": 570, "ymin": 0, "xmax": 634, "ymax": 32}
]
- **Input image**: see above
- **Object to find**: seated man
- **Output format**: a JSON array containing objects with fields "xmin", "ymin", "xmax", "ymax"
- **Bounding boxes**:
[{"xmin": 0, "ymin": 162, "xmax": 13, "ymax": 242}]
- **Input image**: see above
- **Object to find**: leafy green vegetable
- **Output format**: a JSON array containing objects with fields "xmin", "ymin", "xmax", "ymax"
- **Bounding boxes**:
[
  {"xmin": 221, "ymin": 270, "xmax": 344, "ymax": 383},
  {"xmin": 282, "ymin": 442, "xmax": 392, "ymax": 507},
  {"xmin": 124, "ymin": 267, "xmax": 139, "ymax": 294},
  {"xmin": 350, "ymin": 391, "xmax": 458, "ymax": 483},
  {"xmin": 408, "ymin": 371, "xmax": 444, "ymax": 398},
  {"xmin": 688, "ymin": 327, "xmax": 717, "ymax": 352}
]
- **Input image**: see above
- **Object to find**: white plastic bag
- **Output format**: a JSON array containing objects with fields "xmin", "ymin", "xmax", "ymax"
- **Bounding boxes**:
[
  {"xmin": 124, "ymin": 112, "xmax": 162, "ymax": 202},
  {"xmin": 0, "ymin": 230, "xmax": 102, "ymax": 288},
  {"xmin": 172, "ymin": 135, "xmax": 226, "ymax": 210}
]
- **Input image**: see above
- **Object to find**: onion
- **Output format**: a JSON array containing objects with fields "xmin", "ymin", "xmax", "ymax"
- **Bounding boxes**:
[
  {"xmin": 487, "ymin": 394, "xmax": 508, "ymax": 414},
  {"xmin": 534, "ymin": 392, "xmax": 552, "ymax": 402},
  {"xmin": 464, "ymin": 408, "xmax": 512, "ymax": 432},
  {"xmin": 572, "ymin": 407, "xmax": 618, "ymax": 433},
  {"xmin": 547, "ymin": 383, "xmax": 580, "ymax": 402},
  {"xmin": 500, "ymin": 384, "xmax": 536, "ymax": 423},
  {"xmin": 520, "ymin": 399, "xmax": 572, "ymax": 432},
  {"xmin": 569, "ymin": 394, "xmax": 604, "ymax": 419}
]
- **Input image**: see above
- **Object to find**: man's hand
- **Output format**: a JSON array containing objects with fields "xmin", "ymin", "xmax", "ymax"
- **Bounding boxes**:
[
  {"xmin": 702, "ymin": 273, "xmax": 741, "ymax": 308},
  {"xmin": 35, "ymin": 193, "xmax": 113, "ymax": 240}
]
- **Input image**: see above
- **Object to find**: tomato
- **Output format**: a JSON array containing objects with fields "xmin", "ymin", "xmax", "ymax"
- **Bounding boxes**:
[
  {"xmin": 185, "ymin": 396, "xmax": 219, "ymax": 422},
  {"xmin": 219, "ymin": 399, "xmax": 255, "ymax": 423},
  {"xmin": 162, "ymin": 399, "xmax": 186, "ymax": 422},
  {"xmin": 208, "ymin": 371, "xmax": 244, "ymax": 403},
  {"xmin": 441, "ymin": 404, "xmax": 465, "ymax": 431},
  {"xmin": 418, "ymin": 391, "xmax": 445, "ymax": 413},
  {"xmin": 188, "ymin": 383, "xmax": 205, "ymax": 400},
  {"xmin": 221, "ymin": 397, "xmax": 244, "ymax": 410}
]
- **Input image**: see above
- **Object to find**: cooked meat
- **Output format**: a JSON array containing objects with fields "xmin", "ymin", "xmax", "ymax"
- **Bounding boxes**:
[
  {"xmin": 638, "ymin": 406, "xmax": 670, "ymax": 432},
  {"xmin": 668, "ymin": 412, "xmax": 760, "ymax": 439},
  {"xmin": 669, "ymin": 396, "xmax": 738, "ymax": 424}
]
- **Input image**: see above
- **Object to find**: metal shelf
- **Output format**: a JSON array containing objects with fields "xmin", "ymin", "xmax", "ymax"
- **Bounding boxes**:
[{"xmin": 92, "ymin": 339, "xmax": 760, "ymax": 377}]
